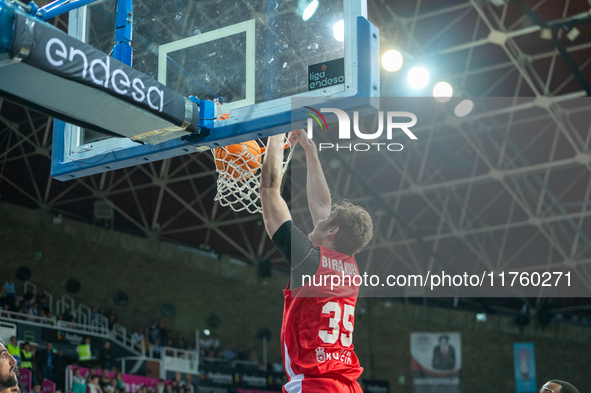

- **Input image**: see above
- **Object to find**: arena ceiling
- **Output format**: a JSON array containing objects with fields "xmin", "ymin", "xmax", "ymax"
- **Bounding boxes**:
[{"xmin": 1, "ymin": 0, "xmax": 591, "ymax": 325}]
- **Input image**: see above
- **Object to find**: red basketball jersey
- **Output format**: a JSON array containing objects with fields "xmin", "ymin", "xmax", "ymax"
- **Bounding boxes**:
[{"xmin": 281, "ymin": 246, "xmax": 363, "ymax": 384}]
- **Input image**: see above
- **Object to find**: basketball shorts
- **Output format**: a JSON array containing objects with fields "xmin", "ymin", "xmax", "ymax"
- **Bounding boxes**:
[{"xmin": 283, "ymin": 376, "xmax": 363, "ymax": 393}]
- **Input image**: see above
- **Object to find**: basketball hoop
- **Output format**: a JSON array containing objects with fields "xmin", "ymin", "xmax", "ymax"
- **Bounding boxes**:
[{"xmin": 212, "ymin": 134, "xmax": 296, "ymax": 214}]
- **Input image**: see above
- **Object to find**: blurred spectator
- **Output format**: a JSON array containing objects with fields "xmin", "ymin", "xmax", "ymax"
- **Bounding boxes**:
[
  {"xmin": 38, "ymin": 309, "xmax": 47, "ymax": 323},
  {"xmin": 165, "ymin": 339, "xmax": 175, "ymax": 356},
  {"xmin": 1, "ymin": 304, "xmax": 9, "ymax": 317},
  {"xmin": 130, "ymin": 328, "xmax": 144, "ymax": 351},
  {"xmin": 99, "ymin": 342, "xmax": 114, "ymax": 370},
  {"xmin": 211, "ymin": 335, "xmax": 220, "ymax": 351},
  {"xmin": 72, "ymin": 368, "xmax": 86, "ymax": 393},
  {"xmin": 164, "ymin": 384, "xmax": 173, "ymax": 393},
  {"xmin": 148, "ymin": 321, "xmax": 160, "ymax": 344},
  {"xmin": 77, "ymin": 337, "xmax": 93, "ymax": 368},
  {"xmin": 173, "ymin": 334, "xmax": 185, "ymax": 350},
  {"xmin": 32, "ymin": 384, "xmax": 41, "ymax": 393},
  {"xmin": 180, "ymin": 375, "xmax": 194, "ymax": 393},
  {"xmin": 62, "ymin": 309, "xmax": 74, "ymax": 323},
  {"xmin": 45, "ymin": 311, "xmax": 54, "ymax": 324},
  {"xmin": 236, "ymin": 345, "xmax": 248, "ymax": 361},
  {"xmin": 35, "ymin": 290, "xmax": 49, "ymax": 312},
  {"xmin": 203, "ymin": 349, "xmax": 216, "ymax": 365},
  {"xmin": 169, "ymin": 379, "xmax": 179, "ymax": 393},
  {"xmin": 7, "ymin": 336, "xmax": 20, "ymax": 363},
  {"xmin": 90, "ymin": 306, "xmax": 99, "ymax": 323},
  {"xmin": 108, "ymin": 314, "xmax": 116, "ymax": 330},
  {"xmin": 104, "ymin": 379, "xmax": 116, "ymax": 393},
  {"xmin": 199, "ymin": 336, "xmax": 213, "ymax": 355},
  {"xmin": 23, "ymin": 288, "xmax": 35, "ymax": 305},
  {"xmin": 24, "ymin": 307, "xmax": 35, "ymax": 323},
  {"xmin": 53, "ymin": 348, "xmax": 67, "ymax": 392},
  {"xmin": 221, "ymin": 345, "xmax": 236, "ymax": 362},
  {"xmin": 4, "ymin": 278, "xmax": 15, "ymax": 301},
  {"xmin": 86, "ymin": 375, "xmax": 102, "ymax": 393},
  {"xmin": 141, "ymin": 326, "xmax": 151, "ymax": 353},
  {"xmin": 9, "ymin": 298, "xmax": 23, "ymax": 314},
  {"xmin": 36, "ymin": 342, "xmax": 54, "ymax": 380},
  {"xmin": 20, "ymin": 342, "xmax": 34, "ymax": 373},
  {"xmin": 271, "ymin": 358, "xmax": 284, "ymax": 373},
  {"xmin": 99, "ymin": 369, "xmax": 111, "ymax": 390},
  {"xmin": 151, "ymin": 338, "xmax": 162, "ymax": 358},
  {"xmin": 156, "ymin": 380, "xmax": 165, "ymax": 393},
  {"xmin": 158, "ymin": 321, "xmax": 167, "ymax": 347},
  {"xmin": 29, "ymin": 303, "xmax": 39, "ymax": 317},
  {"xmin": 114, "ymin": 372, "xmax": 124, "ymax": 391},
  {"xmin": 248, "ymin": 349, "xmax": 258, "ymax": 364}
]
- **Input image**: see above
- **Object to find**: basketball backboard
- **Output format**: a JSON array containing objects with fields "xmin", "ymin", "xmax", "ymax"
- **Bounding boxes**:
[{"xmin": 51, "ymin": 0, "xmax": 379, "ymax": 180}]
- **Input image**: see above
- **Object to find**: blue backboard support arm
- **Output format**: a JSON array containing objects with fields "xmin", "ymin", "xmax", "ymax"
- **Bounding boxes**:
[{"xmin": 113, "ymin": 0, "xmax": 132, "ymax": 65}]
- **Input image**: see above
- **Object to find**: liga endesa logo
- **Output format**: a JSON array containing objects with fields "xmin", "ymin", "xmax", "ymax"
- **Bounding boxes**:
[{"xmin": 303, "ymin": 106, "xmax": 418, "ymax": 152}]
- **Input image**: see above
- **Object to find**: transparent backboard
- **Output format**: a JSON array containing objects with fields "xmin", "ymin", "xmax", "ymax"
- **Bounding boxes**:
[{"xmin": 52, "ymin": 0, "xmax": 378, "ymax": 179}]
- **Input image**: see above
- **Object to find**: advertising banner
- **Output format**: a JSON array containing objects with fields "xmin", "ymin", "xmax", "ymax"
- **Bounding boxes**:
[
  {"xmin": 19, "ymin": 367, "xmax": 32, "ymax": 391},
  {"xmin": 67, "ymin": 366, "xmax": 164, "ymax": 392},
  {"xmin": 513, "ymin": 343, "xmax": 537, "ymax": 392},
  {"xmin": 362, "ymin": 379, "xmax": 390, "ymax": 393},
  {"xmin": 43, "ymin": 379, "xmax": 56, "ymax": 393},
  {"xmin": 410, "ymin": 332, "xmax": 461, "ymax": 393},
  {"xmin": 199, "ymin": 367, "xmax": 283, "ymax": 391}
]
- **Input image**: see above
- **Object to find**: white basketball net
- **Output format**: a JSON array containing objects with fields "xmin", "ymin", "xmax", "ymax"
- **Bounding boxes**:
[{"xmin": 212, "ymin": 134, "xmax": 295, "ymax": 214}]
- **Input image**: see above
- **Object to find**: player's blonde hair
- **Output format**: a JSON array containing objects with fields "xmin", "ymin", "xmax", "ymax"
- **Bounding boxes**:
[{"xmin": 331, "ymin": 200, "xmax": 373, "ymax": 256}]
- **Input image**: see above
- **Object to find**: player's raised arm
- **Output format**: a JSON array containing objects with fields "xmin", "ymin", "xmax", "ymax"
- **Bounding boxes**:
[
  {"xmin": 295, "ymin": 129, "xmax": 332, "ymax": 226},
  {"xmin": 260, "ymin": 134, "xmax": 292, "ymax": 238}
]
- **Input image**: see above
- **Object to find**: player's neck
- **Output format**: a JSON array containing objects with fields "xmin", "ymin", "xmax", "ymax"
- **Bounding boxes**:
[{"xmin": 313, "ymin": 238, "xmax": 336, "ymax": 251}]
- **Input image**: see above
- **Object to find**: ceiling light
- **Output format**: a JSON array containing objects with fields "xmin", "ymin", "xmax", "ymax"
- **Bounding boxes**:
[
  {"xmin": 382, "ymin": 50, "xmax": 403, "ymax": 72},
  {"xmin": 407, "ymin": 66, "xmax": 429, "ymax": 89},
  {"xmin": 333, "ymin": 20, "xmax": 344, "ymax": 42},
  {"xmin": 433, "ymin": 82, "xmax": 453, "ymax": 102}
]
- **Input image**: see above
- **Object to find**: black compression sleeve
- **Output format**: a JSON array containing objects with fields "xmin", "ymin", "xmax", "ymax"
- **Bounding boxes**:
[
  {"xmin": 272, "ymin": 220, "xmax": 293, "ymax": 266},
  {"xmin": 272, "ymin": 221, "xmax": 320, "ymax": 289}
]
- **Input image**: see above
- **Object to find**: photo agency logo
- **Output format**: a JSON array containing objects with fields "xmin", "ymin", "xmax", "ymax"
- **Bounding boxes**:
[{"xmin": 303, "ymin": 106, "xmax": 418, "ymax": 152}]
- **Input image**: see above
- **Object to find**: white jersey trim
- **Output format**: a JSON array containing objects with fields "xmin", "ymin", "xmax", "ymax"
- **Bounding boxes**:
[{"xmin": 284, "ymin": 342, "xmax": 304, "ymax": 393}]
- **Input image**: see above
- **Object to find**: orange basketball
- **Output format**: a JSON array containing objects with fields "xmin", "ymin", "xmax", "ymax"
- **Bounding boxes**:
[{"xmin": 214, "ymin": 140, "xmax": 262, "ymax": 179}]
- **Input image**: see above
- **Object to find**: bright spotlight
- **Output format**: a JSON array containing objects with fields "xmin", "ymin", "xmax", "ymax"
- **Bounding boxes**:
[
  {"xmin": 333, "ymin": 20, "xmax": 344, "ymax": 42},
  {"xmin": 454, "ymin": 99, "xmax": 474, "ymax": 117},
  {"xmin": 407, "ymin": 67, "xmax": 430, "ymax": 89},
  {"xmin": 433, "ymin": 82, "xmax": 453, "ymax": 102},
  {"xmin": 476, "ymin": 313, "xmax": 487, "ymax": 322},
  {"xmin": 203, "ymin": 329, "xmax": 211, "ymax": 336},
  {"xmin": 382, "ymin": 50, "xmax": 403, "ymax": 72},
  {"xmin": 302, "ymin": 0, "xmax": 318, "ymax": 21}
]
